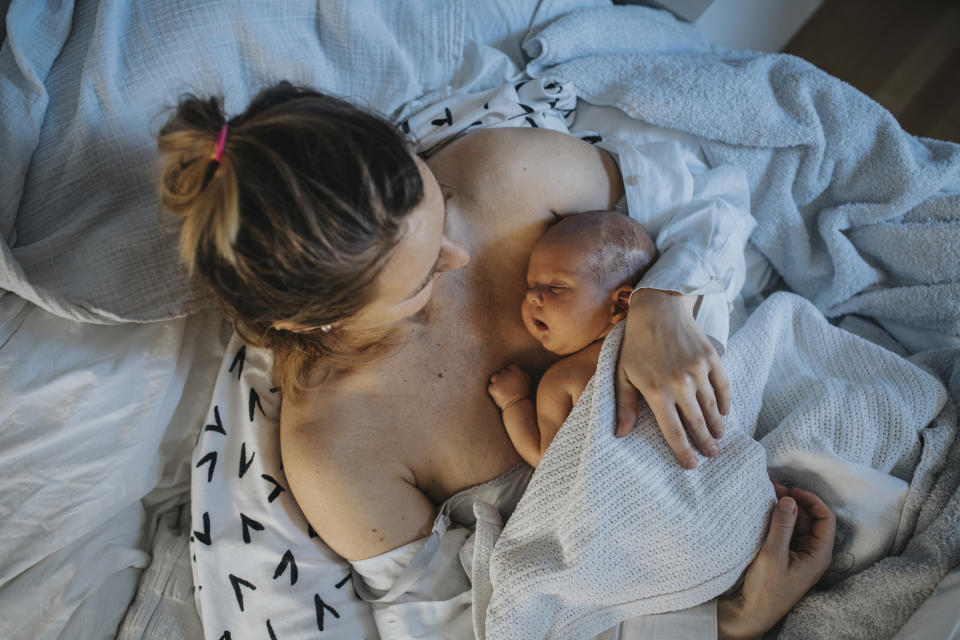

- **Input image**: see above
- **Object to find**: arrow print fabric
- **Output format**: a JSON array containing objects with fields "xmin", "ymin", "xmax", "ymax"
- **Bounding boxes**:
[
  {"xmin": 205, "ymin": 405, "xmax": 226, "ymax": 435},
  {"xmin": 238, "ymin": 443, "xmax": 255, "ymax": 478},
  {"xmin": 229, "ymin": 345, "xmax": 245, "ymax": 380},
  {"xmin": 274, "ymin": 550, "xmax": 299, "ymax": 585},
  {"xmin": 229, "ymin": 574, "xmax": 256, "ymax": 611},
  {"xmin": 197, "ymin": 451, "xmax": 217, "ymax": 483},
  {"xmin": 194, "ymin": 337, "xmax": 376, "ymax": 637}
]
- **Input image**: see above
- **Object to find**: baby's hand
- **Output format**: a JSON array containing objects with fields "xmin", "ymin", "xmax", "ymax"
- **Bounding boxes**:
[{"xmin": 488, "ymin": 364, "xmax": 531, "ymax": 411}]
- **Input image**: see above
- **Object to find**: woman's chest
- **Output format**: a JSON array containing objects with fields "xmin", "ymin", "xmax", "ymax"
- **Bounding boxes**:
[{"xmin": 357, "ymin": 278, "xmax": 551, "ymax": 503}]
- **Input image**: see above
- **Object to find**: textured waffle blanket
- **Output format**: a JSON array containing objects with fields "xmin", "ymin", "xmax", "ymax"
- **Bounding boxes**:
[{"xmin": 471, "ymin": 293, "xmax": 947, "ymax": 640}]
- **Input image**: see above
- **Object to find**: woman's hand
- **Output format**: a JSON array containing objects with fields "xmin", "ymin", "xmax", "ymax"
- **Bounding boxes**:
[
  {"xmin": 616, "ymin": 288, "xmax": 731, "ymax": 469},
  {"xmin": 488, "ymin": 364, "xmax": 532, "ymax": 411},
  {"xmin": 717, "ymin": 485, "xmax": 837, "ymax": 640}
]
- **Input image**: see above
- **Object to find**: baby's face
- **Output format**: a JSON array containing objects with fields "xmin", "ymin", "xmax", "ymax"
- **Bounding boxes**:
[{"xmin": 521, "ymin": 239, "xmax": 614, "ymax": 355}]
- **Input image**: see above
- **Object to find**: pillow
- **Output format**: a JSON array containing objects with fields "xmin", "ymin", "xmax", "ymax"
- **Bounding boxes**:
[
  {"xmin": 191, "ymin": 335, "xmax": 378, "ymax": 639},
  {"xmin": 0, "ymin": 0, "xmax": 462, "ymax": 322}
]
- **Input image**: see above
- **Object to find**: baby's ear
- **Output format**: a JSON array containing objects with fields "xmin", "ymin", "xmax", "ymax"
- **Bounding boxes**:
[{"xmin": 610, "ymin": 285, "xmax": 634, "ymax": 321}]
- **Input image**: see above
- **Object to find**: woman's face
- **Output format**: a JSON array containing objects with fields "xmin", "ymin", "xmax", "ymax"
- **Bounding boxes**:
[{"xmin": 344, "ymin": 155, "xmax": 470, "ymax": 331}]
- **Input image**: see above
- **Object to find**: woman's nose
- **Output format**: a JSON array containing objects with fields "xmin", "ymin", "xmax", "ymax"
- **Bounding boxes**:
[{"xmin": 437, "ymin": 236, "xmax": 470, "ymax": 273}]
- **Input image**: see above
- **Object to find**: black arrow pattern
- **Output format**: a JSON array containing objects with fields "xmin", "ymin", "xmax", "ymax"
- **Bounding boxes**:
[
  {"xmin": 196, "ymin": 341, "xmax": 370, "ymax": 634},
  {"xmin": 228, "ymin": 345, "xmax": 246, "ymax": 380},
  {"xmin": 261, "ymin": 474, "xmax": 286, "ymax": 502},
  {"xmin": 240, "ymin": 513, "xmax": 264, "ymax": 543},
  {"xmin": 205, "ymin": 405, "xmax": 226, "ymax": 435},
  {"xmin": 248, "ymin": 387, "xmax": 265, "ymax": 421},
  {"xmin": 196, "ymin": 451, "xmax": 217, "ymax": 483},
  {"xmin": 193, "ymin": 511, "xmax": 212, "ymax": 546},
  {"xmin": 430, "ymin": 107, "xmax": 453, "ymax": 127},
  {"xmin": 274, "ymin": 549, "xmax": 299, "ymax": 585},
  {"xmin": 314, "ymin": 594, "xmax": 340, "ymax": 631},
  {"xmin": 229, "ymin": 574, "xmax": 256, "ymax": 611},
  {"xmin": 239, "ymin": 443, "xmax": 255, "ymax": 478}
]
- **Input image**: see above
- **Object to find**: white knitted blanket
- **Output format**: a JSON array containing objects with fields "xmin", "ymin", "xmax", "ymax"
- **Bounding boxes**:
[{"xmin": 471, "ymin": 292, "xmax": 946, "ymax": 640}]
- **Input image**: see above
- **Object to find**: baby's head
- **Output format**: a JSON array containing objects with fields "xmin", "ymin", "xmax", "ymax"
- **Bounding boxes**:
[{"xmin": 522, "ymin": 211, "xmax": 657, "ymax": 355}]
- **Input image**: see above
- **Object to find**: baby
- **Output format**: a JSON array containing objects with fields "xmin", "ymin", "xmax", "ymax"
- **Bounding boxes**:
[{"xmin": 488, "ymin": 211, "xmax": 658, "ymax": 467}]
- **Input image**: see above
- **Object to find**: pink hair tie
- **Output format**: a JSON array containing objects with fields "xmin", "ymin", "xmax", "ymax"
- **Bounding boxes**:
[{"xmin": 213, "ymin": 123, "xmax": 229, "ymax": 162}]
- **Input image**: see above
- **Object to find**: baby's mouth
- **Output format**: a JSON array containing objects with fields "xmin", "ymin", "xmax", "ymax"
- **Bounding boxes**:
[{"xmin": 533, "ymin": 318, "xmax": 548, "ymax": 331}]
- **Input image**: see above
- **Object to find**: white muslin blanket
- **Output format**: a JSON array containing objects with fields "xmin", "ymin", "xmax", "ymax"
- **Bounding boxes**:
[{"xmin": 471, "ymin": 292, "xmax": 946, "ymax": 640}]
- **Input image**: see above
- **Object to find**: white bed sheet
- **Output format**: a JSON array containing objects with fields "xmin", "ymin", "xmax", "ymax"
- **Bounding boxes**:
[{"xmin": 0, "ymin": 294, "xmax": 228, "ymax": 638}]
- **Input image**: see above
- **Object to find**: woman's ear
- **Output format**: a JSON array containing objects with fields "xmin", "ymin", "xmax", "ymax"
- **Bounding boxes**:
[{"xmin": 609, "ymin": 285, "xmax": 634, "ymax": 323}]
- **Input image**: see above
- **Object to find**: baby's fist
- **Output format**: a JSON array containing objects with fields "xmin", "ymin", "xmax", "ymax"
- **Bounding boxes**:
[{"xmin": 488, "ymin": 364, "xmax": 531, "ymax": 410}]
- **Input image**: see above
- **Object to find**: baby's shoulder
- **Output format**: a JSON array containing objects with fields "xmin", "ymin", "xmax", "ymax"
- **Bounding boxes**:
[{"xmin": 541, "ymin": 342, "xmax": 603, "ymax": 396}]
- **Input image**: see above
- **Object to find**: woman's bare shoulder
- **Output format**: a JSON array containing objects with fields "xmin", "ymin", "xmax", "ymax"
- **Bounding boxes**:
[
  {"xmin": 279, "ymin": 395, "xmax": 436, "ymax": 561},
  {"xmin": 433, "ymin": 127, "xmax": 624, "ymax": 215}
]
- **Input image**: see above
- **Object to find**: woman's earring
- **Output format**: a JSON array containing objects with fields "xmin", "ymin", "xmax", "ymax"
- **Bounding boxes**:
[{"xmin": 320, "ymin": 324, "xmax": 332, "ymax": 333}]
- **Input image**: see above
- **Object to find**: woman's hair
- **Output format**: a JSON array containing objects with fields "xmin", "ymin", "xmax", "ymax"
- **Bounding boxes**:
[{"xmin": 157, "ymin": 82, "xmax": 424, "ymax": 400}]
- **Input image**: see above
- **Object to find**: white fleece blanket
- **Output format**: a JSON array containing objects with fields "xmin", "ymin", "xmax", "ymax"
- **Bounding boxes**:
[{"xmin": 471, "ymin": 292, "xmax": 946, "ymax": 640}]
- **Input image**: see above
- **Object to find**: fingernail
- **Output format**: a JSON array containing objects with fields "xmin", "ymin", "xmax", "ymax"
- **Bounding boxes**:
[
  {"xmin": 684, "ymin": 458, "xmax": 698, "ymax": 470},
  {"xmin": 707, "ymin": 444, "xmax": 719, "ymax": 456},
  {"xmin": 779, "ymin": 497, "xmax": 796, "ymax": 514}
]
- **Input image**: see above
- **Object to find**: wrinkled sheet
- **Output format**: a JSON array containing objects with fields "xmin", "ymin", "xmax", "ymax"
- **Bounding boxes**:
[
  {"xmin": 0, "ymin": 295, "xmax": 228, "ymax": 639},
  {"xmin": 521, "ymin": 6, "xmax": 960, "ymax": 638},
  {"xmin": 0, "ymin": 0, "xmax": 462, "ymax": 322},
  {"xmin": 524, "ymin": 5, "xmax": 960, "ymax": 347},
  {"xmin": 474, "ymin": 293, "xmax": 948, "ymax": 639}
]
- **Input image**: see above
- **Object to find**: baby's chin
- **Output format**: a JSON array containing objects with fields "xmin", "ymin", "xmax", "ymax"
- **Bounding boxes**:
[{"xmin": 532, "ymin": 332, "xmax": 581, "ymax": 356}]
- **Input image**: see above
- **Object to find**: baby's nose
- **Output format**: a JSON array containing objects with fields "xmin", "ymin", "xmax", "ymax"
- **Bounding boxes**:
[{"xmin": 525, "ymin": 288, "xmax": 542, "ymax": 305}]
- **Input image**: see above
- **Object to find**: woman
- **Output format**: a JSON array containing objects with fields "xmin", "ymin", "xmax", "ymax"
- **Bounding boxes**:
[{"xmin": 159, "ymin": 83, "xmax": 834, "ymax": 638}]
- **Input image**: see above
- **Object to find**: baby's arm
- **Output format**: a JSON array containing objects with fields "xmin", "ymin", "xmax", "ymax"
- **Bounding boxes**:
[
  {"xmin": 488, "ymin": 365, "xmax": 542, "ymax": 467},
  {"xmin": 533, "ymin": 365, "xmax": 574, "ymax": 460},
  {"xmin": 489, "ymin": 363, "xmax": 575, "ymax": 468}
]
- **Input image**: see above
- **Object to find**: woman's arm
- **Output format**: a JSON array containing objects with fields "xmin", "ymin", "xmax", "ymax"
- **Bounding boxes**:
[
  {"xmin": 282, "ymin": 423, "xmax": 436, "ymax": 561},
  {"xmin": 608, "ymin": 139, "xmax": 755, "ymax": 468}
]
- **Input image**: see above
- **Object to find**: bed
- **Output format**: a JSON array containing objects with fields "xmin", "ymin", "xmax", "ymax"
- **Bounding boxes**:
[{"xmin": 1, "ymin": 0, "xmax": 959, "ymax": 638}]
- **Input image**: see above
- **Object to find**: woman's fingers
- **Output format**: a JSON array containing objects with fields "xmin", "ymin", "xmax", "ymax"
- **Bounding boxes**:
[
  {"xmin": 762, "ymin": 497, "xmax": 798, "ymax": 561},
  {"xmin": 678, "ymin": 389, "xmax": 718, "ymax": 458},
  {"xmin": 696, "ymin": 386, "xmax": 724, "ymax": 440},
  {"xmin": 790, "ymin": 488, "xmax": 836, "ymax": 549},
  {"xmin": 772, "ymin": 481, "xmax": 790, "ymax": 500},
  {"xmin": 708, "ymin": 363, "xmax": 732, "ymax": 416},
  {"xmin": 614, "ymin": 364, "xmax": 640, "ymax": 437},
  {"xmin": 648, "ymin": 400, "xmax": 698, "ymax": 469}
]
